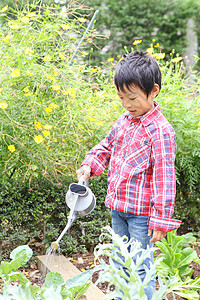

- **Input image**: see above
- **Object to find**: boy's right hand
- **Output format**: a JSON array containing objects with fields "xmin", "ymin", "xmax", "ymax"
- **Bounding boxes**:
[{"xmin": 76, "ymin": 165, "xmax": 91, "ymax": 181}]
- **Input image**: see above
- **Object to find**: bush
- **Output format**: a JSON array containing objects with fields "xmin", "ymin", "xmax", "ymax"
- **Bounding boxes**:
[
  {"xmin": 0, "ymin": 174, "xmax": 110, "ymax": 256},
  {"xmin": 86, "ymin": 0, "xmax": 197, "ymax": 65}
]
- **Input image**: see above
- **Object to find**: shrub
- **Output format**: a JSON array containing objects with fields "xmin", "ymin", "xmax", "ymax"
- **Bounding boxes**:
[{"xmin": 0, "ymin": 174, "xmax": 110, "ymax": 256}]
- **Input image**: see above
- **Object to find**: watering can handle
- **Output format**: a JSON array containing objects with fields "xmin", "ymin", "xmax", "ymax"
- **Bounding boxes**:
[{"xmin": 78, "ymin": 176, "xmax": 89, "ymax": 187}]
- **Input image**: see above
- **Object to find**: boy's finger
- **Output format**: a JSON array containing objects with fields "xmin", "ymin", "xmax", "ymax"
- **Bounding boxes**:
[{"xmin": 148, "ymin": 229, "xmax": 152, "ymax": 237}]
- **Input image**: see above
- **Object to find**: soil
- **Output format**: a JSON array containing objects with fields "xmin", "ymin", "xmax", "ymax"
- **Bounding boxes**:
[{"xmin": 13, "ymin": 242, "xmax": 200, "ymax": 300}]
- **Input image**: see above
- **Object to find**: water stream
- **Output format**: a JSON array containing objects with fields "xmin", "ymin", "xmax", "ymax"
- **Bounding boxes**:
[{"xmin": 40, "ymin": 245, "xmax": 63, "ymax": 281}]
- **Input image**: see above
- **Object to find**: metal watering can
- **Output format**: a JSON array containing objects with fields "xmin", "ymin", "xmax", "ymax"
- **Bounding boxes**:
[{"xmin": 51, "ymin": 177, "xmax": 96, "ymax": 250}]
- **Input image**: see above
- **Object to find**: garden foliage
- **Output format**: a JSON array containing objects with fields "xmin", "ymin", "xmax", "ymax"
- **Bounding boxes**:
[
  {"xmin": 95, "ymin": 226, "xmax": 200, "ymax": 300},
  {"xmin": 0, "ymin": 1, "xmax": 200, "ymax": 254},
  {"xmin": 1, "ymin": 228, "xmax": 199, "ymax": 299},
  {"xmin": 0, "ymin": 245, "xmax": 93, "ymax": 299},
  {"xmin": 85, "ymin": 0, "xmax": 200, "ymax": 65}
]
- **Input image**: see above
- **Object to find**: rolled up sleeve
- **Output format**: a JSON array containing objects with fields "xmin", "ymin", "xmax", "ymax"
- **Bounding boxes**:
[{"xmin": 149, "ymin": 131, "xmax": 181, "ymax": 232}]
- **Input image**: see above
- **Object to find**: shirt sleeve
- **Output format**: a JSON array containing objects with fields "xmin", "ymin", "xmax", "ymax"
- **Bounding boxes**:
[
  {"xmin": 81, "ymin": 122, "xmax": 116, "ymax": 177},
  {"xmin": 149, "ymin": 131, "xmax": 181, "ymax": 232}
]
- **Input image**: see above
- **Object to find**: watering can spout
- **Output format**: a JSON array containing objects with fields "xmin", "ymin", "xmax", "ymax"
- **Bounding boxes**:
[{"xmin": 51, "ymin": 241, "xmax": 59, "ymax": 250}]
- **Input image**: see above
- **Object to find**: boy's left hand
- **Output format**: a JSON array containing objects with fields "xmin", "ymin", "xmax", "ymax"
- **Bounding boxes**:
[{"xmin": 148, "ymin": 229, "xmax": 166, "ymax": 243}]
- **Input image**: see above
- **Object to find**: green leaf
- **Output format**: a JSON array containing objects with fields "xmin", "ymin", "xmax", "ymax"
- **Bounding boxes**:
[
  {"xmin": 43, "ymin": 272, "xmax": 64, "ymax": 290},
  {"xmin": 183, "ymin": 233, "xmax": 196, "ymax": 245},
  {"xmin": 175, "ymin": 289, "xmax": 199, "ymax": 300},
  {"xmin": 176, "ymin": 248, "xmax": 197, "ymax": 269},
  {"xmin": 10, "ymin": 245, "xmax": 33, "ymax": 266},
  {"xmin": 65, "ymin": 269, "xmax": 93, "ymax": 289},
  {"xmin": 9, "ymin": 273, "xmax": 29, "ymax": 287},
  {"xmin": 155, "ymin": 241, "xmax": 171, "ymax": 261},
  {"xmin": 74, "ymin": 282, "xmax": 91, "ymax": 300}
]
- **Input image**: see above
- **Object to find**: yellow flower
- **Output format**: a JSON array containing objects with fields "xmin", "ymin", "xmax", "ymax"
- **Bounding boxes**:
[
  {"xmin": 23, "ymin": 86, "xmax": 29, "ymax": 93},
  {"xmin": 0, "ymin": 88, "xmax": 3, "ymax": 93},
  {"xmin": 8, "ymin": 22, "xmax": 20, "ymax": 30},
  {"xmin": 24, "ymin": 93, "xmax": 32, "ymax": 97},
  {"xmin": 26, "ymin": 70, "xmax": 34, "ymax": 76},
  {"xmin": 78, "ymin": 124, "xmax": 84, "ymax": 129},
  {"xmin": 171, "ymin": 57, "xmax": 182, "ymax": 63},
  {"xmin": 133, "ymin": 39, "xmax": 142, "ymax": 45},
  {"xmin": 88, "ymin": 117, "xmax": 95, "ymax": 122},
  {"xmin": 8, "ymin": 145, "xmax": 15, "ymax": 153},
  {"xmin": 25, "ymin": 47, "xmax": 34, "ymax": 56},
  {"xmin": 52, "ymin": 84, "xmax": 60, "ymax": 91},
  {"xmin": 53, "ymin": 71, "xmax": 58, "ymax": 76},
  {"xmin": 152, "ymin": 39, "xmax": 156, "ymax": 42},
  {"xmin": 0, "ymin": 5, "xmax": 8, "ymax": 12},
  {"xmin": 153, "ymin": 53, "xmax": 165, "ymax": 59},
  {"xmin": 11, "ymin": 69, "xmax": 20, "ymax": 78},
  {"xmin": 82, "ymin": 51, "xmax": 88, "ymax": 56},
  {"xmin": 107, "ymin": 57, "xmax": 114, "ymax": 62},
  {"xmin": 91, "ymin": 68, "xmax": 98, "ymax": 72},
  {"xmin": 78, "ymin": 17, "xmax": 87, "ymax": 23},
  {"xmin": 21, "ymin": 16, "xmax": 29, "ymax": 24},
  {"xmin": 44, "ymin": 124, "xmax": 52, "ymax": 130},
  {"xmin": 34, "ymin": 121, "xmax": 42, "ymax": 131},
  {"xmin": 96, "ymin": 121, "xmax": 103, "ymax": 126},
  {"xmin": 66, "ymin": 88, "xmax": 76, "ymax": 98},
  {"xmin": 2, "ymin": 35, "xmax": 11, "ymax": 42},
  {"xmin": 59, "ymin": 53, "xmax": 66, "ymax": 60},
  {"xmin": 45, "ymin": 107, "xmax": 52, "ymax": 113},
  {"xmin": 49, "ymin": 102, "xmax": 59, "ymax": 109},
  {"xmin": 46, "ymin": 74, "xmax": 54, "ymax": 81},
  {"xmin": 154, "ymin": 43, "xmax": 159, "ymax": 48},
  {"xmin": 28, "ymin": 12, "xmax": 36, "ymax": 17},
  {"xmin": 146, "ymin": 48, "xmax": 153, "ymax": 54},
  {"xmin": 60, "ymin": 24, "xmax": 70, "ymax": 30},
  {"xmin": 195, "ymin": 110, "xmax": 200, "ymax": 114},
  {"xmin": 198, "ymin": 121, "xmax": 200, "ymax": 127},
  {"xmin": 164, "ymin": 96, "xmax": 172, "ymax": 104},
  {"xmin": 43, "ymin": 55, "xmax": 52, "ymax": 62},
  {"xmin": 42, "ymin": 130, "xmax": 50, "ymax": 137},
  {"xmin": 0, "ymin": 101, "xmax": 8, "ymax": 109},
  {"xmin": 34, "ymin": 135, "xmax": 44, "ymax": 144}
]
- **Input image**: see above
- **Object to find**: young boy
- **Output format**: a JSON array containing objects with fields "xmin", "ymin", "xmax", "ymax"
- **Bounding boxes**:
[{"xmin": 76, "ymin": 51, "xmax": 181, "ymax": 299}]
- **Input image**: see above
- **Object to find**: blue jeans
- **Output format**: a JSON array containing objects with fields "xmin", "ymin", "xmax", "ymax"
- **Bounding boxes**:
[{"xmin": 110, "ymin": 209, "xmax": 155, "ymax": 300}]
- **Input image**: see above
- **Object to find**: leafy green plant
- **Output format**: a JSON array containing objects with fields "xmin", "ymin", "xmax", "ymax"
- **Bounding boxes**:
[
  {"xmin": 0, "ymin": 245, "xmax": 93, "ymax": 300},
  {"xmin": 94, "ymin": 226, "xmax": 167, "ymax": 300},
  {"xmin": 155, "ymin": 230, "xmax": 199, "ymax": 279},
  {"xmin": 155, "ymin": 230, "xmax": 200, "ymax": 299}
]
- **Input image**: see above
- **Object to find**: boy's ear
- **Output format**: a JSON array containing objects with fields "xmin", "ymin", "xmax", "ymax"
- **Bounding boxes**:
[{"xmin": 151, "ymin": 84, "xmax": 160, "ymax": 98}]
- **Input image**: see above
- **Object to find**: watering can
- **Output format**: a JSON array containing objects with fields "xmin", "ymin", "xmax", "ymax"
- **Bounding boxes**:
[{"xmin": 51, "ymin": 177, "xmax": 96, "ymax": 250}]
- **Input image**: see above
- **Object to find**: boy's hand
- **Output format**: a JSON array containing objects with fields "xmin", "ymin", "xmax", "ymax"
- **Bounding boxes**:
[
  {"xmin": 148, "ymin": 229, "xmax": 166, "ymax": 243},
  {"xmin": 76, "ymin": 165, "xmax": 91, "ymax": 181}
]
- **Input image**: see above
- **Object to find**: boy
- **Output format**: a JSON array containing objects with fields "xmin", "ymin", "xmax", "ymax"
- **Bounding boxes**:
[{"xmin": 76, "ymin": 51, "xmax": 181, "ymax": 299}]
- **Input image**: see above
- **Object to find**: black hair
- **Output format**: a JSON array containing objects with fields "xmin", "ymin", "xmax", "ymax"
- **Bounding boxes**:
[{"xmin": 114, "ymin": 51, "xmax": 162, "ymax": 97}]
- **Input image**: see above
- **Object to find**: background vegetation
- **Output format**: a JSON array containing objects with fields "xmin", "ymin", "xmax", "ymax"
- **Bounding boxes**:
[{"xmin": 0, "ymin": 1, "xmax": 200, "ymax": 256}]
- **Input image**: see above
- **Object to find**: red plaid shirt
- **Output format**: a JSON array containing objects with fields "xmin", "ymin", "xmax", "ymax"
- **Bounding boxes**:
[{"xmin": 82, "ymin": 101, "xmax": 181, "ymax": 232}]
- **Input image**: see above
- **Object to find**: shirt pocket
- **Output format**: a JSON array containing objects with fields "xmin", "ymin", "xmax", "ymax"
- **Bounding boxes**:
[{"xmin": 125, "ymin": 138, "xmax": 151, "ymax": 169}]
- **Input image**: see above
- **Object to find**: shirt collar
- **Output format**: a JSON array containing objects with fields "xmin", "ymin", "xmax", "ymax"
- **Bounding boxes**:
[{"xmin": 124, "ymin": 100, "xmax": 161, "ymax": 126}]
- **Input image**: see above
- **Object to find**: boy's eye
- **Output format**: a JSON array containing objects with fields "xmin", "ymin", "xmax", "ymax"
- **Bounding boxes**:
[{"xmin": 130, "ymin": 98, "xmax": 136, "ymax": 101}]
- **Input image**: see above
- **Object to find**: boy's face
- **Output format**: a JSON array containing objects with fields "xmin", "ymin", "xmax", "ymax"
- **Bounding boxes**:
[{"xmin": 117, "ymin": 84, "xmax": 159, "ymax": 118}]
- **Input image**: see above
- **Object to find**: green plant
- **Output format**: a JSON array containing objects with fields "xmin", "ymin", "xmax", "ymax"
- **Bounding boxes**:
[
  {"xmin": 155, "ymin": 230, "xmax": 200, "ymax": 299},
  {"xmin": 94, "ymin": 226, "xmax": 167, "ymax": 300},
  {"xmin": 0, "ymin": 245, "xmax": 93, "ymax": 300},
  {"xmin": 86, "ymin": 0, "xmax": 195, "ymax": 65}
]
